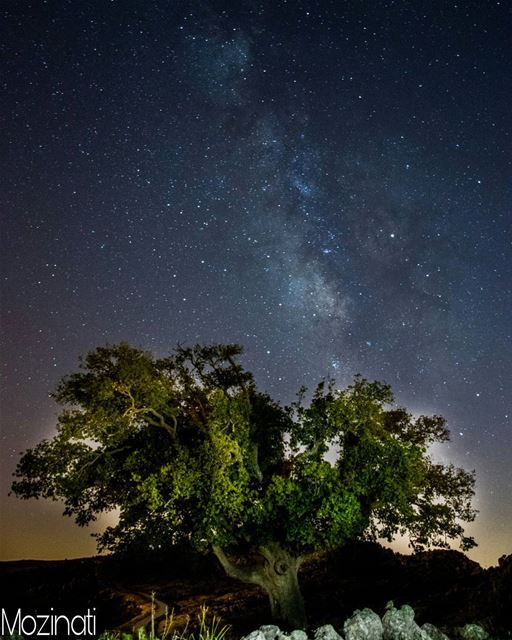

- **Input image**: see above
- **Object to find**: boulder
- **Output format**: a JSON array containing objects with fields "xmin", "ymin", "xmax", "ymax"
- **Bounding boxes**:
[
  {"xmin": 382, "ymin": 605, "xmax": 429, "ymax": 640},
  {"xmin": 458, "ymin": 625, "xmax": 489, "ymax": 640},
  {"xmin": 278, "ymin": 631, "xmax": 308, "ymax": 640},
  {"xmin": 259, "ymin": 626, "xmax": 281, "ymax": 640},
  {"xmin": 421, "ymin": 624, "xmax": 450, "ymax": 640},
  {"xmin": 344, "ymin": 608, "xmax": 383, "ymax": 640},
  {"xmin": 314, "ymin": 624, "xmax": 344, "ymax": 640},
  {"xmin": 243, "ymin": 631, "xmax": 268, "ymax": 640}
]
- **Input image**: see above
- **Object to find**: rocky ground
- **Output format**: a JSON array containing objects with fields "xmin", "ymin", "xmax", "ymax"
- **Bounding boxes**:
[
  {"xmin": 241, "ymin": 605, "xmax": 496, "ymax": 640},
  {"xmin": 0, "ymin": 543, "xmax": 510, "ymax": 638}
]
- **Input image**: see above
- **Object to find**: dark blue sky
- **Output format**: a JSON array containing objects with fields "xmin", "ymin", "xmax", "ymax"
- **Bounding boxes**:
[{"xmin": 1, "ymin": 0, "xmax": 511, "ymax": 565}]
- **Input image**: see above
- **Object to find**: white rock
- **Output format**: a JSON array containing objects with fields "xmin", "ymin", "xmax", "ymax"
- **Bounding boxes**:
[
  {"xmin": 243, "ymin": 631, "xmax": 268, "ymax": 640},
  {"xmin": 421, "ymin": 623, "xmax": 450, "ymax": 640},
  {"xmin": 314, "ymin": 624, "xmax": 344, "ymax": 640},
  {"xmin": 459, "ymin": 625, "xmax": 490, "ymax": 640},
  {"xmin": 344, "ymin": 608, "xmax": 383, "ymax": 640},
  {"xmin": 259, "ymin": 626, "xmax": 281, "ymax": 640},
  {"xmin": 277, "ymin": 631, "xmax": 308, "ymax": 640},
  {"xmin": 382, "ymin": 605, "xmax": 429, "ymax": 640}
]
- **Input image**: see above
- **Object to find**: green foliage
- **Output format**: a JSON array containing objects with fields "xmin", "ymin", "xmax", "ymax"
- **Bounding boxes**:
[{"xmin": 12, "ymin": 343, "xmax": 477, "ymax": 559}]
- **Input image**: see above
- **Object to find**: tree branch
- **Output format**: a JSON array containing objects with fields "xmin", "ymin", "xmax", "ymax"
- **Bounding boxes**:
[
  {"xmin": 76, "ymin": 446, "xmax": 129, "ymax": 476},
  {"xmin": 249, "ymin": 442, "xmax": 263, "ymax": 482},
  {"xmin": 225, "ymin": 353, "xmax": 249, "ymax": 395},
  {"xmin": 145, "ymin": 408, "xmax": 177, "ymax": 439},
  {"xmin": 115, "ymin": 383, "xmax": 177, "ymax": 439},
  {"xmin": 212, "ymin": 545, "xmax": 264, "ymax": 586}
]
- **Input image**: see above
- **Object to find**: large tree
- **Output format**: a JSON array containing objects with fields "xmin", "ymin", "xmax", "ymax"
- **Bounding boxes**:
[{"xmin": 12, "ymin": 343, "xmax": 477, "ymax": 629}]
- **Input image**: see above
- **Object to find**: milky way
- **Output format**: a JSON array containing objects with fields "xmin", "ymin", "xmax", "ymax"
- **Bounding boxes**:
[{"xmin": 1, "ymin": 1, "xmax": 511, "ymax": 565}]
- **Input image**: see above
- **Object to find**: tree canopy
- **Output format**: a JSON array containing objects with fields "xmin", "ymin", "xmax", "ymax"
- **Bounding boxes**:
[{"xmin": 12, "ymin": 343, "xmax": 477, "ymax": 628}]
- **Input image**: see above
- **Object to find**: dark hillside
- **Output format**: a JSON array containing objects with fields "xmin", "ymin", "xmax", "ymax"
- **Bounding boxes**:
[{"xmin": 1, "ymin": 544, "xmax": 510, "ymax": 637}]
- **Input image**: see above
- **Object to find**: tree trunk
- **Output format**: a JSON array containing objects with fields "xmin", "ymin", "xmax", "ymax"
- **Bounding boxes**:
[
  {"xmin": 259, "ymin": 544, "xmax": 306, "ymax": 630},
  {"xmin": 212, "ymin": 543, "xmax": 306, "ymax": 630}
]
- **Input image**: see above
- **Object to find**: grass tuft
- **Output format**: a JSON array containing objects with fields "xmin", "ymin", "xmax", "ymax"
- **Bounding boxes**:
[{"xmin": 98, "ymin": 603, "xmax": 230, "ymax": 640}]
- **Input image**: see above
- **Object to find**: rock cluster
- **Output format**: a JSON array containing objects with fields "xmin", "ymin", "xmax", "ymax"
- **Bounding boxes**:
[{"xmin": 241, "ymin": 605, "xmax": 491, "ymax": 640}]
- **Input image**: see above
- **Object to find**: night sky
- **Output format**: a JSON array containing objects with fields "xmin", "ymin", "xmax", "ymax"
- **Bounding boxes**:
[{"xmin": 1, "ymin": 1, "xmax": 511, "ymax": 567}]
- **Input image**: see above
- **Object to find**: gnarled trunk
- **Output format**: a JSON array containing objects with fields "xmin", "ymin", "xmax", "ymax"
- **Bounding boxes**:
[
  {"xmin": 259, "ymin": 543, "xmax": 306, "ymax": 629},
  {"xmin": 212, "ymin": 542, "xmax": 306, "ymax": 630}
]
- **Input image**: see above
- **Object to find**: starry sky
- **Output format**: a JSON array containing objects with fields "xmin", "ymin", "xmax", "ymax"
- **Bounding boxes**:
[{"xmin": 1, "ymin": 1, "xmax": 511, "ymax": 567}]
